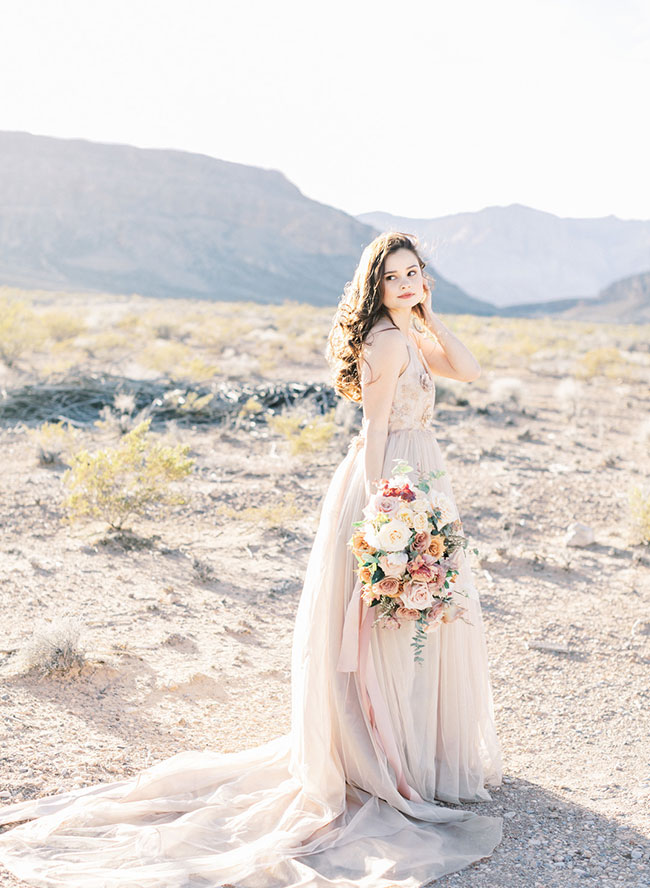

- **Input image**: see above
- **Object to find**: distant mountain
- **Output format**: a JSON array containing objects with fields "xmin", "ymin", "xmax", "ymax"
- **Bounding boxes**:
[
  {"xmin": 559, "ymin": 270, "xmax": 650, "ymax": 323},
  {"xmin": 0, "ymin": 131, "xmax": 484, "ymax": 313},
  {"xmin": 357, "ymin": 204, "xmax": 650, "ymax": 307}
]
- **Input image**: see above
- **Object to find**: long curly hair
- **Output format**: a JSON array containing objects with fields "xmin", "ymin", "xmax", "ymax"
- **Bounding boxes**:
[{"xmin": 326, "ymin": 231, "xmax": 435, "ymax": 402}]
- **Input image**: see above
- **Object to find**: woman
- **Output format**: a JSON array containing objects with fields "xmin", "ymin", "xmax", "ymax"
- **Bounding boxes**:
[{"xmin": 0, "ymin": 231, "xmax": 503, "ymax": 887}]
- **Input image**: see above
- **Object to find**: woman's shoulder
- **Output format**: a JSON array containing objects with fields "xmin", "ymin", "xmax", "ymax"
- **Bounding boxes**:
[{"xmin": 365, "ymin": 320, "xmax": 406, "ymax": 348}]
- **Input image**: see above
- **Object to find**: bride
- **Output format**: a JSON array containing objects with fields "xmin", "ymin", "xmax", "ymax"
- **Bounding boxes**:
[{"xmin": 0, "ymin": 231, "xmax": 503, "ymax": 888}]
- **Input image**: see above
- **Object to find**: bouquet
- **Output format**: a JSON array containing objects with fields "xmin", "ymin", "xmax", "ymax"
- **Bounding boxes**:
[{"xmin": 348, "ymin": 459, "xmax": 473, "ymax": 663}]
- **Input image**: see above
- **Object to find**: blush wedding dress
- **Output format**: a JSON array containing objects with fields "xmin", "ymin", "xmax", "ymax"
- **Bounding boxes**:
[{"xmin": 0, "ymin": 333, "xmax": 503, "ymax": 887}]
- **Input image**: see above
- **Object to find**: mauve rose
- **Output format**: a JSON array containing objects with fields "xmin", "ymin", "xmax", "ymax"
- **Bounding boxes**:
[
  {"xmin": 395, "ymin": 606, "xmax": 420, "ymax": 621},
  {"xmin": 412, "ymin": 531, "xmax": 432, "ymax": 553},
  {"xmin": 401, "ymin": 581, "xmax": 434, "ymax": 610},
  {"xmin": 375, "ymin": 495, "xmax": 400, "ymax": 514},
  {"xmin": 380, "ymin": 615, "xmax": 401, "ymax": 629},
  {"xmin": 424, "ymin": 599, "xmax": 446, "ymax": 633},
  {"xmin": 376, "ymin": 577, "xmax": 401, "ymax": 598},
  {"xmin": 407, "ymin": 555, "xmax": 436, "ymax": 583}
]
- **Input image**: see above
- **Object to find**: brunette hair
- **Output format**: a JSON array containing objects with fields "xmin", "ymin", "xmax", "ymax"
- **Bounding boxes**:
[{"xmin": 326, "ymin": 231, "xmax": 435, "ymax": 402}]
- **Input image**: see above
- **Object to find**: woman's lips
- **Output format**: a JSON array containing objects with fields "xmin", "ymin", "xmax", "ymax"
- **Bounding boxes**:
[{"xmin": 398, "ymin": 292, "xmax": 415, "ymax": 299}]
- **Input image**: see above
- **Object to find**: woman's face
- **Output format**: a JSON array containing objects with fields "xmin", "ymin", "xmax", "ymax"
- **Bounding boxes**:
[{"xmin": 380, "ymin": 247, "xmax": 425, "ymax": 311}]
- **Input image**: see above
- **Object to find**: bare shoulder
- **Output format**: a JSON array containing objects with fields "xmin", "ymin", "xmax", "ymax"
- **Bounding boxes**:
[{"xmin": 364, "ymin": 322, "xmax": 407, "ymax": 355}]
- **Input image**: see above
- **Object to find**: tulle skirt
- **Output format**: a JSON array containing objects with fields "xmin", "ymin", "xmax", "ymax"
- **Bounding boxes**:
[{"xmin": 0, "ymin": 428, "xmax": 503, "ymax": 888}]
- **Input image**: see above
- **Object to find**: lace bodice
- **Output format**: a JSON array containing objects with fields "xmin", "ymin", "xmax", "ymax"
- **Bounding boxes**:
[
  {"xmin": 359, "ymin": 332, "xmax": 436, "ymax": 434},
  {"xmin": 387, "ymin": 338, "xmax": 436, "ymax": 431}
]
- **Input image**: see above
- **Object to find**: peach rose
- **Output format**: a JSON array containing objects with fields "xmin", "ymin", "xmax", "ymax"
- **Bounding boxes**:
[
  {"xmin": 351, "ymin": 530, "xmax": 376, "ymax": 556},
  {"xmin": 359, "ymin": 564, "xmax": 374, "ymax": 585},
  {"xmin": 427, "ymin": 534, "xmax": 446, "ymax": 559},
  {"xmin": 378, "ymin": 552, "xmax": 408, "ymax": 579},
  {"xmin": 395, "ymin": 606, "xmax": 420, "ymax": 621},
  {"xmin": 361, "ymin": 584, "xmax": 380, "ymax": 606},
  {"xmin": 376, "ymin": 577, "xmax": 401, "ymax": 598},
  {"xmin": 441, "ymin": 602, "xmax": 466, "ymax": 623}
]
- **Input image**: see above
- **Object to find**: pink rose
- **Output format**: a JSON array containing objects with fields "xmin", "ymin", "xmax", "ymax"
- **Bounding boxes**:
[
  {"xmin": 400, "ymin": 581, "xmax": 434, "ymax": 610},
  {"xmin": 395, "ymin": 606, "xmax": 420, "ymax": 621},
  {"xmin": 412, "ymin": 531, "xmax": 432, "ymax": 553},
  {"xmin": 375, "ymin": 577, "xmax": 401, "ymax": 598}
]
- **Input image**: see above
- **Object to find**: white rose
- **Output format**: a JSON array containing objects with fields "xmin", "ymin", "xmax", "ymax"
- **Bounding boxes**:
[
  {"xmin": 412, "ymin": 511, "xmax": 429, "ymax": 532},
  {"xmin": 376, "ymin": 519, "xmax": 412, "ymax": 552},
  {"xmin": 429, "ymin": 491, "xmax": 458, "ymax": 526},
  {"xmin": 411, "ymin": 491, "xmax": 431, "ymax": 513},
  {"xmin": 394, "ymin": 506, "xmax": 414, "ymax": 526}
]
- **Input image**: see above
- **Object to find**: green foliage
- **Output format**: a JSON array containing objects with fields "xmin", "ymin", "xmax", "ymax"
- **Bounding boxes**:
[
  {"xmin": 268, "ymin": 408, "xmax": 336, "ymax": 455},
  {"xmin": 62, "ymin": 419, "xmax": 194, "ymax": 529}
]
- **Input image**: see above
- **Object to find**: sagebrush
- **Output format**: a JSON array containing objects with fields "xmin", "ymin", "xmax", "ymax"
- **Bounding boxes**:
[{"xmin": 62, "ymin": 418, "xmax": 194, "ymax": 529}]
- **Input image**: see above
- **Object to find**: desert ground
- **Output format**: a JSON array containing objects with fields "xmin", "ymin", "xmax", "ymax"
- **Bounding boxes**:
[{"xmin": 0, "ymin": 287, "xmax": 649, "ymax": 887}]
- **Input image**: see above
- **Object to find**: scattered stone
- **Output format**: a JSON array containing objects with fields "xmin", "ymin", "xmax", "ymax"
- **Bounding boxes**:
[{"xmin": 564, "ymin": 522, "xmax": 595, "ymax": 547}]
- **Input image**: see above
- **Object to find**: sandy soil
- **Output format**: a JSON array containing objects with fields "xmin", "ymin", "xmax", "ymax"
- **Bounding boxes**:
[{"xmin": 0, "ymin": 310, "xmax": 649, "ymax": 887}]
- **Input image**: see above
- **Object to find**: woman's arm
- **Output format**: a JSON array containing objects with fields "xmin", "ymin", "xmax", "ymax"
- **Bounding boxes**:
[
  {"xmin": 415, "ymin": 302, "xmax": 481, "ymax": 383},
  {"xmin": 360, "ymin": 328, "xmax": 407, "ymax": 498}
]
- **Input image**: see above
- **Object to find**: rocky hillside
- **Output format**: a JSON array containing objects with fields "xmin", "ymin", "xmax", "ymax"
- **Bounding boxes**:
[{"xmin": 0, "ymin": 131, "xmax": 487, "ymax": 314}]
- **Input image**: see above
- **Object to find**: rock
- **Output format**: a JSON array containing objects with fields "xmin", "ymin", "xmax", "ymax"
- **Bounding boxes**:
[{"xmin": 564, "ymin": 522, "xmax": 595, "ymax": 547}]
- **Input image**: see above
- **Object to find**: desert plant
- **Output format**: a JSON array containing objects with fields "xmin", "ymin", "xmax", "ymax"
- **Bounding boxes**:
[
  {"xmin": 0, "ymin": 292, "xmax": 43, "ymax": 366},
  {"xmin": 20, "ymin": 617, "xmax": 86, "ymax": 675},
  {"xmin": 575, "ymin": 347, "xmax": 623, "ymax": 379},
  {"xmin": 41, "ymin": 309, "xmax": 86, "ymax": 342},
  {"xmin": 268, "ymin": 407, "xmax": 336, "ymax": 454},
  {"xmin": 62, "ymin": 418, "xmax": 194, "ymax": 529},
  {"xmin": 215, "ymin": 493, "xmax": 303, "ymax": 531},
  {"xmin": 629, "ymin": 486, "xmax": 650, "ymax": 543},
  {"xmin": 28, "ymin": 420, "xmax": 81, "ymax": 465}
]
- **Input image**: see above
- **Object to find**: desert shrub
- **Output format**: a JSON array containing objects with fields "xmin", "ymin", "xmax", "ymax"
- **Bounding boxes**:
[
  {"xmin": 62, "ymin": 418, "xmax": 194, "ymax": 529},
  {"xmin": 215, "ymin": 493, "xmax": 302, "ymax": 531},
  {"xmin": 28, "ymin": 420, "xmax": 80, "ymax": 465},
  {"xmin": 20, "ymin": 617, "xmax": 86, "ymax": 675},
  {"xmin": 629, "ymin": 486, "xmax": 650, "ymax": 543},
  {"xmin": 268, "ymin": 407, "xmax": 336, "ymax": 454},
  {"xmin": 162, "ymin": 389, "xmax": 214, "ymax": 413},
  {"xmin": 41, "ymin": 309, "xmax": 86, "ymax": 342},
  {"xmin": 575, "ymin": 347, "xmax": 623, "ymax": 379},
  {"xmin": 488, "ymin": 376, "xmax": 525, "ymax": 406},
  {"xmin": 239, "ymin": 396, "xmax": 264, "ymax": 418},
  {"xmin": 0, "ymin": 292, "xmax": 43, "ymax": 366}
]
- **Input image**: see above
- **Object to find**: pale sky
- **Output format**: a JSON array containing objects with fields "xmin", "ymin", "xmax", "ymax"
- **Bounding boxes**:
[{"xmin": 2, "ymin": 0, "xmax": 649, "ymax": 221}]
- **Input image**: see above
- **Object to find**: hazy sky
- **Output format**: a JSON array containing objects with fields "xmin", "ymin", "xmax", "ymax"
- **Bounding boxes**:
[{"xmin": 2, "ymin": 0, "xmax": 649, "ymax": 220}]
